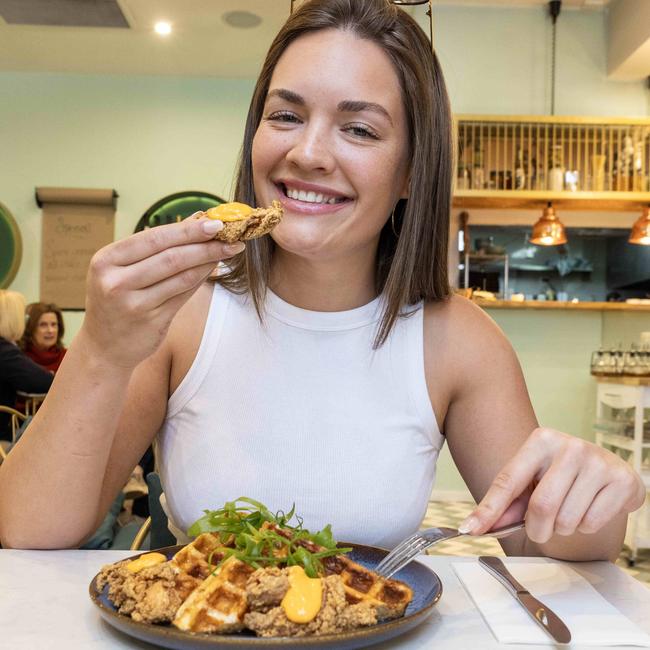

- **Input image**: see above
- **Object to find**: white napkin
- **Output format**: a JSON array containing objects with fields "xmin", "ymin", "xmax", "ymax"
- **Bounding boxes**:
[{"xmin": 453, "ymin": 560, "xmax": 650, "ymax": 646}]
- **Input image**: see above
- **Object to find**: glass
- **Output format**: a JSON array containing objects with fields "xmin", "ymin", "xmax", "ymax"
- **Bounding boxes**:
[{"xmin": 290, "ymin": 0, "xmax": 434, "ymax": 51}]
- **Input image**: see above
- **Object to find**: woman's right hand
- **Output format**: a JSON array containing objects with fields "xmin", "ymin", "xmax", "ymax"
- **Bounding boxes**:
[{"xmin": 80, "ymin": 215, "xmax": 243, "ymax": 369}]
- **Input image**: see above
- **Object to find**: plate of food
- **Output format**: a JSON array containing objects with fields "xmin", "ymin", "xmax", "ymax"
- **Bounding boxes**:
[{"xmin": 89, "ymin": 498, "xmax": 442, "ymax": 650}]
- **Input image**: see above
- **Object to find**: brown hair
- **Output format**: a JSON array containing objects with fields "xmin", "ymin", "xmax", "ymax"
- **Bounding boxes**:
[
  {"xmin": 219, "ymin": 0, "xmax": 453, "ymax": 346},
  {"xmin": 20, "ymin": 302, "xmax": 65, "ymax": 351}
]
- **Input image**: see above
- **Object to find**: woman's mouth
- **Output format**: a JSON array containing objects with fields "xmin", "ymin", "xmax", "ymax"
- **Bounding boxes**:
[{"xmin": 276, "ymin": 183, "xmax": 351, "ymax": 214}]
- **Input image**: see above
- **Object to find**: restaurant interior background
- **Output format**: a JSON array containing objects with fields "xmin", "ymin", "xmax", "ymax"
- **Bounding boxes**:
[{"xmin": 1, "ymin": 0, "xmax": 649, "ymax": 503}]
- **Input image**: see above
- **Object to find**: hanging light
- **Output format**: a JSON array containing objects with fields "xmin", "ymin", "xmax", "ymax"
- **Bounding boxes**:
[
  {"xmin": 628, "ymin": 206, "xmax": 650, "ymax": 245},
  {"xmin": 529, "ymin": 202, "xmax": 567, "ymax": 246}
]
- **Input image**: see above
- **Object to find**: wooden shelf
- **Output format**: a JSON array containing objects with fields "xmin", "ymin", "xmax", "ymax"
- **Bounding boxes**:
[
  {"xmin": 593, "ymin": 376, "xmax": 650, "ymax": 387},
  {"xmin": 472, "ymin": 299, "xmax": 650, "ymax": 312},
  {"xmin": 453, "ymin": 190, "xmax": 650, "ymax": 211}
]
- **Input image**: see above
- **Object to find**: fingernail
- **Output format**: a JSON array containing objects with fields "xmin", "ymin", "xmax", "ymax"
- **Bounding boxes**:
[
  {"xmin": 202, "ymin": 219, "xmax": 224, "ymax": 234},
  {"xmin": 223, "ymin": 242, "xmax": 245, "ymax": 256},
  {"xmin": 458, "ymin": 516, "xmax": 479, "ymax": 534}
]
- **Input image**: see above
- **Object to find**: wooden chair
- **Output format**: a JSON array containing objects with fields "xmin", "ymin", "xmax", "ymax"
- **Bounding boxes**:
[
  {"xmin": 0, "ymin": 406, "xmax": 28, "ymax": 462},
  {"xmin": 129, "ymin": 472, "xmax": 176, "ymax": 551}
]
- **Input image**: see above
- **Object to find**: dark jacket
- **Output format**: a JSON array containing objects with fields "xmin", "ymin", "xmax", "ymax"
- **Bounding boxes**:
[{"xmin": 0, "ymin": 337, "xmax": 53, "ymax": 440}]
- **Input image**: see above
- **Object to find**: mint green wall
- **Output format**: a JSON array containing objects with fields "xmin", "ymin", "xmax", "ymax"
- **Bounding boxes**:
[
  {"xmin": 1, "ymin": 5, "xmax": 648, "ymax": 497},
  {"xmin": 1, "ymin": 73, "xmax": 255, "ymax": 334}
]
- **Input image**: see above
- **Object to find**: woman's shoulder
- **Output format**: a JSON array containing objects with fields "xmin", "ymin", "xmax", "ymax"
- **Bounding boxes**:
[
  {"xmin": 424, "ymin": 293, "xmax": 506, "ymax": 341},
  {"xmin": 422, "ymin": 294, "xmax": 516, "ymax": 385}
]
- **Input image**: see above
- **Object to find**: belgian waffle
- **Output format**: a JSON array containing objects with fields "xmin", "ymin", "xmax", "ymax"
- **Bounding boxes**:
[
  {"xmin": 321, "ymin": 553, "xmax": 413, "ymax": 620},
  {"xmin": 173, "ymin": 556, "xmax": 256, "ymax": 634},
  {"xmin": 170, "ymin": 532, "xmax": 228, "ymax": 580},
  {"xmin": 199, "ymin": 200, "xmax": 283, "ymax": 244}
]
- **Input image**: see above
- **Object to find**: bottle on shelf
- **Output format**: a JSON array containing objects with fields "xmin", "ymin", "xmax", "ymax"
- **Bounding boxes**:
[
  {"xmin": 548, "ymin": 145, "xmax": 565, "ymax": 191},
  {"xmin": 472, "ymin": 142, "xmax": 485, "ymax": 190},
  {"xmin": 514, "ymin": 148, "xmax": 526, "ymax": 190}
]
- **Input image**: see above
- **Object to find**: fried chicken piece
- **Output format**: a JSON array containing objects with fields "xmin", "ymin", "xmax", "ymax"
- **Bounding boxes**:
[
  {"xmin": 198, "ymin": 201, "xmax": 283, "ymax": 244},
  {"xmin": 97, "ymin": 560, "xmax": 201, "ymax": 624},
  {"xmin": 243, "ymin": 568, "xmax": 377, "ymax": 637}
]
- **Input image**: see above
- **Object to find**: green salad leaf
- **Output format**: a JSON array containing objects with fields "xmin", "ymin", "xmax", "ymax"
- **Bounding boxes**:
[{"xmin": 186, "ymin": 497, "xmax": 351, "ymax": 578}]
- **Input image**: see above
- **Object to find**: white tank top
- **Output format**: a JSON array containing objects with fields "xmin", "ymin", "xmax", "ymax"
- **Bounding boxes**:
[{"xmin": 157, "ymin": 283, "xmax": 444, "ymax": 548}]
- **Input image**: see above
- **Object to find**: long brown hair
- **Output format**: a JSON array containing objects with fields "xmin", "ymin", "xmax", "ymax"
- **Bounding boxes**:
[
  {"xmin": 19, "ymin": 302, "xmax": 65, "ymax": 351},
  {"xmin": 219, "ymin": 0, "xmax": 453, "ymax": 346}
]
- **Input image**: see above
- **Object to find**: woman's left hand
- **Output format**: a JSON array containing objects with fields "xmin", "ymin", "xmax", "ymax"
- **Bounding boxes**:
[{"xmin": 460, "ymin": 427, "xmax": 646, "ymax": 543}]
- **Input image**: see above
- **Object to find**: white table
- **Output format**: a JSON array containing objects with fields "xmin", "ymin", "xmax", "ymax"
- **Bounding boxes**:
[{"xmin": 1, "ymin": 550, "xmax": 649, "ymax": 649}]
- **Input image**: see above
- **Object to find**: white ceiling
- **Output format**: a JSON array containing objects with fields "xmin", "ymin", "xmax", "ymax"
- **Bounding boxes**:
[{"xmin": 1, "ymin": 0, "xmax": 645, "ymax": 81}]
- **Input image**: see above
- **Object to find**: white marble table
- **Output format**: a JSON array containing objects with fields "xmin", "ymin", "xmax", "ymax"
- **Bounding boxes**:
[{"xmin": 1, "ymin": 550, "xmax": 649, "ymax": 649}]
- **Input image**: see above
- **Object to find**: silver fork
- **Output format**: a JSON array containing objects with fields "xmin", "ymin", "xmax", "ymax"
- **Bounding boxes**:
[{"xmin": 375, "ymin": 520, "xmax": 526, "ymax": 579}]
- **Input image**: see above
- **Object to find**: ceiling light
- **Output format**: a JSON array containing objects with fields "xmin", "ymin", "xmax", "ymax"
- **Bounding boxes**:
[
  {"xmin": 223, "ymin": 11, "xmax": 262, "ymax": 29},
  {"xmin": 628, "ymin": 207, "xmax": 650, "ymax": 245},
  {"xmin": 154, "ymin": 21, "xmax": 172, "ymax": 36},
  {"xmin": 529, "ymin": 203, "xmax": 567, "ymax": 246}
]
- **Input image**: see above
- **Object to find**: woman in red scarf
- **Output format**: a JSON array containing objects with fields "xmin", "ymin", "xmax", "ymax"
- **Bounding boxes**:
[{"xmin": 20, "ymin": 302, "xmax": 67, "ymax": 373}]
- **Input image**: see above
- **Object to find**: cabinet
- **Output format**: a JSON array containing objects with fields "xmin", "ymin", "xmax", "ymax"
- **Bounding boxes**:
[
  {"xmin": 594, "ymin": 378, "xmax": 650, "ymax": 564},
  {"xmin": 454, "ymin": 115, "xmax": 650, "ymax": 211}
]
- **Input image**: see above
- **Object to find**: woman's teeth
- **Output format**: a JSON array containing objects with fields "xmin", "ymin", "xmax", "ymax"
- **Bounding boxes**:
[{"xmin": 285, "ymin": 187, "xmax": 341, "ymax": 204}]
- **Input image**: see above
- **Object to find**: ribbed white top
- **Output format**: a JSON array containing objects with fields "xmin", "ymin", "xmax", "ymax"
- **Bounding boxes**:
[{"xmin": 157, "ymin": 283, "xmax": 443, "ymax": 548}]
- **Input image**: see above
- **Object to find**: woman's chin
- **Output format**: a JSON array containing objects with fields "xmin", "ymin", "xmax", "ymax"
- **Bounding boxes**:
[{"xmin": 271, "ymin": 225, "xmax": 336, "ymax": 259}]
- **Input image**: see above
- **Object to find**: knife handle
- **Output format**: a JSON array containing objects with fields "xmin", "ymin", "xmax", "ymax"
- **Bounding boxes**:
[{"xmin": 479, "ymin": 556, "xmax": 528, "ymax": 595}]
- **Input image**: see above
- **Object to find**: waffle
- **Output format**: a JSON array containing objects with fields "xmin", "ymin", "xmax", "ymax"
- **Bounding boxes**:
[
  {"xmin": 170, "ymin": 532, "xmax": 228, "ymax": 580},
  {"xmin": 199, "ymin": 201, "xmax": 283, "ymax": 244},
  {"xmin": 321, "ymin": 553, "xmax": 413, "ymax": 620},
  {"xmin": 173, "ymin": 556, "xmax": 256, "ymax": 634}
]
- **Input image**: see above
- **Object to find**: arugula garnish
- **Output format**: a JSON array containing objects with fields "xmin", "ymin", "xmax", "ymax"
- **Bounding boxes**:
[{"xmin": 187, "ymin": 497, "xmax": 351, "ymax": 578}]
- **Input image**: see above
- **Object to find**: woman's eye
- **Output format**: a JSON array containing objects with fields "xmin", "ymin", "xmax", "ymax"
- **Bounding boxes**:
[
  {"xmin": 265, "ymin": 111, "xmax": 301, "ymax": 124},
  {"xmin": 344, "ymin": 123, "xmax": 379, "ymax": 139}
]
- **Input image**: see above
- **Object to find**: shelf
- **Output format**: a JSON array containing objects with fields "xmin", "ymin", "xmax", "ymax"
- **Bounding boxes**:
[
  {"xmin": 453, "ymin": 190, "xmax": 650, "ymax": 211},
  {"xmin": 597, "ymin": 432, "xmax": 637, "ymax": 451},
  {"xmin": 470, "ymin": 299, "xmax": 650, "ymax": 312},
  {"xmin": 509, "ymin": 263, "xmax": 593, "ymax": 273},
  {"xmin": 593, "ymin": 376, "xmax": 650, "ymax": 387}
]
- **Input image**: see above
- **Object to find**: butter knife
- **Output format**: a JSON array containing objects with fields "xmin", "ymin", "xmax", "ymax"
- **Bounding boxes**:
[{"xmin": 478, "ymin": 556, "xmax": 572, "ymax": 645}]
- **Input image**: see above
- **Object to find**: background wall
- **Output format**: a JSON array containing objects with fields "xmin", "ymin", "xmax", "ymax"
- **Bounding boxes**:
[{"xmin": 1, "ymin": 4, "xmax": 648, "ymax": 498}]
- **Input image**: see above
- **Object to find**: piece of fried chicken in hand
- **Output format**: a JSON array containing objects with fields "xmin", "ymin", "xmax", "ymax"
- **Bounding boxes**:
[{"xmin": 196, "ymin": 201, "xmax": 283, "ymax": 244}]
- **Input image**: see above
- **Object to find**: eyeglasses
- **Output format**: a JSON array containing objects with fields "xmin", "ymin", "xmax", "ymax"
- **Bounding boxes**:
[{"xmin": 289, "ymin": 0, "xmax": 433, "ymax": 51}]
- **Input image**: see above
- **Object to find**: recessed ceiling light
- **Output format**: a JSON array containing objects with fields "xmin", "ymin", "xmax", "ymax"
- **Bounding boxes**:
[
  {"xmin": 154, "ymin": 21, "xmax": 172, "ymax": 36},
  {"xmin": 222, "ymin": 10, "xmax": 262, "ymax": 29}
]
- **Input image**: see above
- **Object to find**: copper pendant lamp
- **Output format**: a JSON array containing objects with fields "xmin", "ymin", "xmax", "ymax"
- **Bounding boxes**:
[
  {"xmin": 628, "ymin": 207, "xmax": 650, "ymax": 245},
  {"xmin": 529, "ymin": 203, "xmax": 567, "ymax": 246}
]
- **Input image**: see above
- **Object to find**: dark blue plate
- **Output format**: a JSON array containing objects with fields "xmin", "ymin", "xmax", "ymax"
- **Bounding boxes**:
[{"xmin": 89, "ymin": 543, "xmax": 442, "ymax": 650}]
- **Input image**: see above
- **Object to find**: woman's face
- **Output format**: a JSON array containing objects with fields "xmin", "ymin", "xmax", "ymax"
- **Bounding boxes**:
[
  {"xmin": 252, "ymin": 29, "xmax": 410, "ymax": 261},
  {"xmin": 33, "ymin": 312, "xmax": 58, "ymax": 350}
]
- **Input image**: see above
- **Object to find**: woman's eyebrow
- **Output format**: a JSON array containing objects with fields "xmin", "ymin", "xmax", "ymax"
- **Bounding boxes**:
[
  {"xmin": 266, "ymin": 89, "xmax": 393, "ymax": 126},
  {"xmin": 337, "ymin": 100, "xmax": 393, "ymax": 126},
  {"xmin": 267, "ymin": 88, "xmax": 304, "ymax": 105}
]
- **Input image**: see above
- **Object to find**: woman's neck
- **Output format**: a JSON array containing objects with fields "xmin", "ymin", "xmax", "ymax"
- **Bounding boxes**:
[{"xmin": 269, "ymin": 249, "xmax": 377, "ymax": 312}]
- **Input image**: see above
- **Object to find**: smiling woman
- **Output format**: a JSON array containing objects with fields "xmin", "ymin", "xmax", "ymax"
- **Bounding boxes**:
[{"xmin": 0, "ymin": 0, "xmax": 644, "ymax": 577}]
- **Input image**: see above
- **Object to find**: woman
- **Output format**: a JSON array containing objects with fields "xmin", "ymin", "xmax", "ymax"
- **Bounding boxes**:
[
  {"xmin": 0, "ymin": 291, "xmax": 53, "ymax": 440},
  {"xmin": 0, "ymin": 0, "xmax": 643, "ymax": 556},
  {"xmin": 20, "ymin": 302, "xmax": 67, "ymax": 373}
]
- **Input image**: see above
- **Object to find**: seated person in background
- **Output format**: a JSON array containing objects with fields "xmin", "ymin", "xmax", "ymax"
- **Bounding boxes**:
[
  {"xmin": 0, "ymin": 291, "xmax": 53, "ymax": 440},
  {"xmin": 20, "ymin": 302, "xmax": 67, "ymax": 373}
]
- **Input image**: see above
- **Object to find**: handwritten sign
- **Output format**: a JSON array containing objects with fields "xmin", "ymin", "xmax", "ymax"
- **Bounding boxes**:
[{"xmin": 37, "ymin": 188, "xmax": 116, "ymax": 310}]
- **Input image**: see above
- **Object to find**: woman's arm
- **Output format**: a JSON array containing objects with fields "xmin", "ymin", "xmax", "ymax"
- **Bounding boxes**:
[
  {"xmin": 0, "ymin": 216, "xmax": 241, "ymax": 549},
  {"xmin": 425, "ymin": 296, "xmax": 644, "ymax": 561}
]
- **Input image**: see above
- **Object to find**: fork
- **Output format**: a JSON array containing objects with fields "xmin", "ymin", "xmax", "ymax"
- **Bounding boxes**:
[{"xmin": 375, "ymin": 520, "xmax": 526, "ymax": 579}]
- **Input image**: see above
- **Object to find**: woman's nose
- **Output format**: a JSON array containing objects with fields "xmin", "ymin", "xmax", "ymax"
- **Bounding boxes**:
[{"xmin": 285, "ymin": 122, "xmax": 335, "ymax": 173}]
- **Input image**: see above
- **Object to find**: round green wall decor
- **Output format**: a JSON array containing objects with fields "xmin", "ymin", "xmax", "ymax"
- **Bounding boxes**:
[
  {"xmin": 134, "ymin": 191, "xmax": 226, "ymax": 233},
  {"xmin": 0, "ymin": 201, "xmax": 23, "ymax": 288}
]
